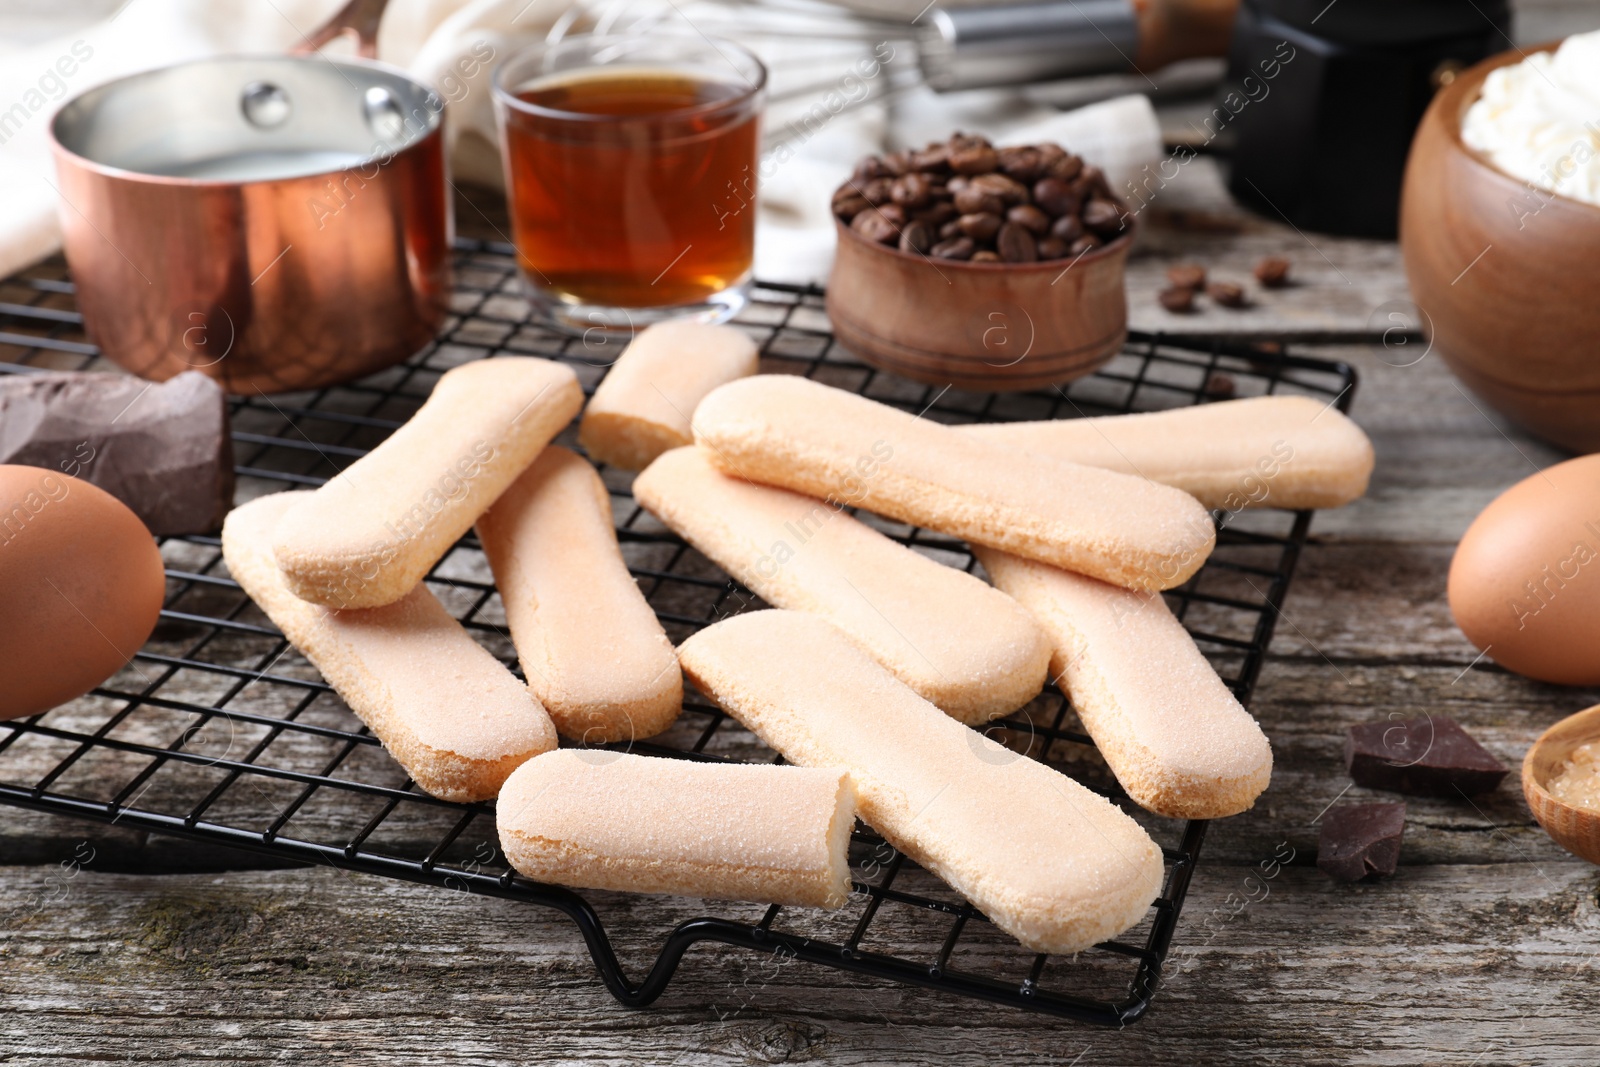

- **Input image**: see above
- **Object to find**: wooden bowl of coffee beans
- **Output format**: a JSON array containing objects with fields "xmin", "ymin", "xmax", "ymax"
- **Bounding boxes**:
[{"xmin": 827, "ymin": 132, "xmax": 1134, "ymax": 390}]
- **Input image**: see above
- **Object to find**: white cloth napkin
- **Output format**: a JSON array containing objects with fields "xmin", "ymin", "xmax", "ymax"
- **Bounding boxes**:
[{"xmin": 0, "ymin": 0, "xmax": 1161, "ymax": 285}]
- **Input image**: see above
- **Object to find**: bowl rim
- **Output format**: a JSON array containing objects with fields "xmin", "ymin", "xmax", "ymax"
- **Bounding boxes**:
[
  {"xmin": 1437, "ymin": 37, "xmax": 1600, "ymax": 218},
  {"xmin": 833, "ymin": 195, "xmax": 1137, "ymax": 272},
  {"xmin": 1522, "ymin": 702, "xmax": 1600, "ymax": 807}
]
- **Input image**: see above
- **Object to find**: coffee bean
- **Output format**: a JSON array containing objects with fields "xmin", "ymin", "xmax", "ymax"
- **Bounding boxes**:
[
  {"xmin": 958, "ymin": 212, "xmax": 1002, "ymax": 241},
  {"xmin": 946, "ymin": 175, "xmax": 970, "ymax": 196},
  {"xmin": 1204, "ymin": 372, "xmax": 1237, "ymax": 397},
  {"xmin": 998, "ymin": 145, "xmax": 1044, "ymax": 183},
  {"xmin": 910, "ymin": 144, "xmax": 951, "ymax": 172},
  {"xmin": 852, "ymin": 155, "xmax": 889, "ymax": 182},
  {"xmin": 1047, "ymin": 153, "xmax": 1084, "ymax": 182},
  {"xmin": 851, "ymin": 208, "xmax": 900, "ymax": 245},
  {"xmin": 882, "ymin": 150, "xmax": 913, "ymax": 176},
  {"xmin": 1167, "ymin": 263, "xmax": 1206, "ymax": 290},
  {"xmin": 1254, "ymin": 256, "xmax": 1291, "ymax": 287},
  {"xmin": 953, "ymin": 188, "xmax": 1004, "ymax": 215},
  {"xmin": 915, "ymin": 201, "xmax": 959, "ymax": 226},
  {"xmin": 1067, "ymin": 234, "xmax": 1102, "ymax": 256},
  {"xmin": 1036, "ymin": 235, "xmax": 1069, "ymax": 260},
  {"xmin": 996, "ymin": 222, "xmax": 1037, "ymax": 263},
  {"xmin": 1082, "ymin": 197, "xmax": 1126, "ymax": 236},
  {"xmin": 833, "ymin": 194, "xmax": 871, "ymax": 220},
  {"xmin": 1032, "ymin": 177, "xmax": 1079, "ymax": 217},
  {"xmin": 971, "ymin": 250, "xmax": 1001, "ymax": 263},
  {"xmin": 861, "ymin": 177, "xmax": 893, "ymax": 205},
  {"xmin": 899, "ymin": 219, "xmax": 934, "ymax": 255},
  {"xmin": 1007, "ymin": 204, "xmax": 1050, "ymax": 233},
  {"xmin": 1050, "ymin": 213, "xmax": 1084, "ymax": 242},
  {"xmin": 949, "ymin": 142, "xmax": 999, "ymax": 175},
  {"xmin": 938, "ymin": 219, "xmax": 963, "ymax": 240},
  {"xmin": 1158, "ymin": 286, "xmax": 1196, "ymax": 313},
  {"xmin": 891, "ymin": 173, "xmax": 934, "ymax": 209},
  {"xmin": 876, "ymin": 203, "xmax": 907, "ymax": 225},
  {"xmin": 1208, "ymin": 281, "xmax": 1248, "ymax": 308},
  {"xmin": 970, "ymin": 172, "xmax": 1028, "ymax": 204},
  {"xmin": 931, "ymin": 236, "xmax": 976, "ymax": 260},
  {"xmin": 1079, "ymin": 164, "xmax": 1109, "ymax": 196}
]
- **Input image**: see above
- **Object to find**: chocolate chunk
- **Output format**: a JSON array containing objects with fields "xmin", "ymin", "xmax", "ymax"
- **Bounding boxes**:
[
  {"xmin": 1318, "ymin": 802, "xmax": 1406, "ymax": 882},
  {"xmin": 1344, "ymin": 716, "xmax": 1508, "ymax": 797},
  {"xmin": 0, "ymin": 370, "xmax": 233, "ymax": 535}
]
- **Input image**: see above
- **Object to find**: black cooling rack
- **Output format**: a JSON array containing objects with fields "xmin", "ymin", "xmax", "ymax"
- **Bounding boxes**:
[{"xmin": 0, "ymin": 238, "xmax": 1355, "ymax": 1025}]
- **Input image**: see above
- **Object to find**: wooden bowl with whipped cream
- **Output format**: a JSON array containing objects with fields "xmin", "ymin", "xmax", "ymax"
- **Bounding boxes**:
[
  {"xmin": 1523, "ymin": 703, "xmax": 1600, "ymax": 866},
  {"xmin": 1400, "ymin": 37, "xmax": 1600, "ymax": 453}
]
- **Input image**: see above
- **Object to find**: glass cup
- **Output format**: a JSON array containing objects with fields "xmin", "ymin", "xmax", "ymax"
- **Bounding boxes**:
[{"xmin": 493, "ymin": 34, "xmax": 766, "ymax": 335}]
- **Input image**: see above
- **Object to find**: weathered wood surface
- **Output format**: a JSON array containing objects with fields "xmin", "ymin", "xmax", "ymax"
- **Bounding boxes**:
[{"xmin": 8, "ymin": 3, "xmax": 1600, "ymax": 1059}]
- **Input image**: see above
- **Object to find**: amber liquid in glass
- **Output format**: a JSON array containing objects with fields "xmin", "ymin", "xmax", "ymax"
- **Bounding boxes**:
[{"xmin": 504, "ymin": 70, "xmax": 759, "ymax": 310}]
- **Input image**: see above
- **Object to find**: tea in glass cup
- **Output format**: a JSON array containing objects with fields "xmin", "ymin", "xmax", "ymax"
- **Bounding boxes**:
[{"xmin": 493, "ymin": 35, "xmax": 766, "ymax": 334}]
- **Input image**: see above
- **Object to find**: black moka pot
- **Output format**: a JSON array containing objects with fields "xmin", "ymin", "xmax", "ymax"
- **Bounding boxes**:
[{"xmin": 1219, "ymin": 0, "xmax": 1511, "ymax": 237}]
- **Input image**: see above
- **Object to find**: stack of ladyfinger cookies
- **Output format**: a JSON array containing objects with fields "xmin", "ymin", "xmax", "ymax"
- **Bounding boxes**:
[{"xmin": 221, "ymin": 321, "xmax": 1374, "ymax": 954}]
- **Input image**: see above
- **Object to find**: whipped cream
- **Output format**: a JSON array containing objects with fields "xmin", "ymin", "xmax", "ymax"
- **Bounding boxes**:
[{"xmin": 1460, "ymin": 29, "xmax": 1600, "ymax": 206}]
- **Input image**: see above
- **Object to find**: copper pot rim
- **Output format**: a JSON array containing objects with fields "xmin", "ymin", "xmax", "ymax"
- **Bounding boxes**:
[
  {"xmin": 47, "ymin": 52, "xmax": 443, "ymax": 190},
  {"xmin": 1432, "ymin": 37, "xmax": 1600, "ymax": 220},
  {"xmin": 833, "ymin": 206, "xmax": 1136, "ymax": 272}
]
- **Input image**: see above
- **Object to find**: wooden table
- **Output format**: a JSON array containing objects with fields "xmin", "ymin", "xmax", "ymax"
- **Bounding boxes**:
[{"xmin": 6, "ymin": 8, "xmax": 1600, "ymax": 1061}]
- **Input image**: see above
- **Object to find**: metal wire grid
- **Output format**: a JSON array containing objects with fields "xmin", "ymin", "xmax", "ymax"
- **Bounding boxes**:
[{"xmin": 0, "ymin": 239, "xmax": 1355, "ymax": 1024}]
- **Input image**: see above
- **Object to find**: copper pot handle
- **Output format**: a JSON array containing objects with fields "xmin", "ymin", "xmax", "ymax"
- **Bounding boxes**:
[{"xmin": 292, "ymin": 0, "xmax": 390, "ymax": 59}]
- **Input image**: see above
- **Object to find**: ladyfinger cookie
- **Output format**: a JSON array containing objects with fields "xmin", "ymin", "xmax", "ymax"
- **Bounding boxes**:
[
  {"xmin": 692, "ymin": 375, "xmax": 1214, "ymax": 591},
  {"xmin": 578, "ymin": 321, "xmax": 759, "ymax": 470},
  {"xmin": 497, "ymin": 750, "xmax": 855, "ymax": 907},
  {"xmin": 961, "ymin": 395, "xmax": 1374, "ymax": 511},
  {"xmin": 678, "ymin": 610, "xmax": 1165, "ymax": 954},
  {"xmin": 272, "ymin": 357, "xmax": 583, "ymax": 610},
  {"xmin": 634, "ymin": 446, "xmax": 1048, "ymax": 722},
  {"xmin": 224, "ymin": 493, "xmax": 558, "ymax": 803},
  {"xmin": 977, "ymin": 548, "xmax": 1272, "ymax": 819},
  {"xmin": 477, "ymin": 446, "xmax": 682, "ymax": 743}
]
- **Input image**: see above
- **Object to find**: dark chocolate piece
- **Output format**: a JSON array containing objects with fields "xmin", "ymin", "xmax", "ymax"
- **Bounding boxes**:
[
  {"xmin": 1317, "ymin": 802, "xmax": 1406, "ymax": 882},
  {"xmin": 0, "ymin": 370, "xmax": 233, "ymax": 535},
  {"xmin": 1344, "ymin": 716, "xmax": 1508, "ymax": 797}
]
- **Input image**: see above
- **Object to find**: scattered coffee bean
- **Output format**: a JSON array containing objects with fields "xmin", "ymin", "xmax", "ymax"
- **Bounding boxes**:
[
  {"xmin": 851, "ymin": 209, "xmax": 900, "ymax": 245},
  {"xmin": 1167, "ymin": 263, "xmax": 1206, "ymax": 290},
  {"xmin": 899, "ymin": 219, "xmax": 934, "ymax": 256},
  {"xmin": 1255, "ymin": 255, "xmax": 1292, "ymax": 288},
  {"xmin": 1036, "ymin": 235, "xmax": 1068, "ymax": 260},
  {"xmin": 931, "ymin": 236, "xmax": 976, "ymax": 260},
  {"xmin": 958, "ymin": 212, "xmax": 1002, "ymax": 241},
  {"xmin": 1159, "ymin": 286, "xmax": 1196, "ymax": 313},
  {"xmin": 971, "ymin": 250, "xmax": 1001, "ymax": 263},
  {"xmin": 1007, "ymin": 204, "xmax": 1050, "ymax": 233},
  {"xmin": 996, "ymin": 221, "xmax": 1038, "ymax": 263},
  {"xmin": 1208, "ymin": 281, "xmax": 1248, "ymax": 308},
  {"xmin": 1204, "ymin": 372, "xmax": 1236, "ymax": 397}
]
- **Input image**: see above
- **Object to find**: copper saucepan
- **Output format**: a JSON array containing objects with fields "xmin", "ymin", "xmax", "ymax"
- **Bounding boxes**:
[{"xmin": 48, "ymin": 0, "xmax": 450, "ymax": 393}]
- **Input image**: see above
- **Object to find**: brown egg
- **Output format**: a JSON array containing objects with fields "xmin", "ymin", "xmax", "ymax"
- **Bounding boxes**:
[
  {"xmin": 1448, "ymin": 454, "xmax": 1600, "ymax": 685},
  {"xmin": 0, "ymin": 465, "xmax": 166, "ymax": 719}
]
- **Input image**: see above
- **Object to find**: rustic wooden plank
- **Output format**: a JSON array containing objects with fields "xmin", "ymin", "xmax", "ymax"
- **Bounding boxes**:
[{"xmin": 1, "ymin": 861, "xmax": 1595, "ymax": 1065}]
